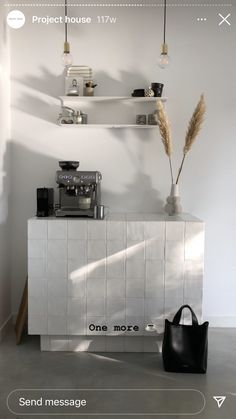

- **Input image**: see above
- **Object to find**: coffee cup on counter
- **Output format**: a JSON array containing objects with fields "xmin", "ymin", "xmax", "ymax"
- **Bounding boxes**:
[{"xmin": 94, "ymin": 205, "xmax": 109, "ymax": 220}]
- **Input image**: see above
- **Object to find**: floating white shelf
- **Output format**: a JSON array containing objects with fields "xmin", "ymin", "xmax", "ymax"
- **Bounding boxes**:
[
  {"xmin": 59, "ymin": 124, "xmax": 158, "ymax": 129},
  {"xmin": 59, "ymin": 96, "xmax": 167, "ymax": 104}
]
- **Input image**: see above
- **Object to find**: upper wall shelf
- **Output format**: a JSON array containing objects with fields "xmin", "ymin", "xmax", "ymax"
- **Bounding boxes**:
[{"xmin": 60, "ymin": 96, "xmax": 167, "ymax": 104}]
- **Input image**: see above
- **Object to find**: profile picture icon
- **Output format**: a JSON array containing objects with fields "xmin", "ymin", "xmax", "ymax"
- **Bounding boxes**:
[{"xmin": 7, "ymin": 10, "xmax": 26, "ymax": 29}]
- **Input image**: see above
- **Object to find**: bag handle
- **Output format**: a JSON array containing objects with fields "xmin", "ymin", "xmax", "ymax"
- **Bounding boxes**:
[{"xmin": 173, "ymin": 305, "xmax": 199, "ymax": 326}]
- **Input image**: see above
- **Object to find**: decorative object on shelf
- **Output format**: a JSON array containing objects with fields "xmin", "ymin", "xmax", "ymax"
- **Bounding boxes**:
[
  {"xmin": 75, "ymin": 110, "xmax": 88, "ymax": 124},
  {"xmin": 84, "ymin": 81, "xmax": 97, "ymax": 97},
  {"xmin": 67, "ymin": 78, "xmax": 80, "ymax": 96},
  {"xmin": 145, "ymin": 87, "xmax": 155, "ymax": 97},
  {"xmin": 132, "ymin": 89, "xmax": 145, "ymax": 97},
  {"xmin": 157, "ymin": 95, "xmax": 206, "ymax": 215},
  {"xmin": 162, "ymin": 305, "xmax": 209, "ymax": 373},
  {"xmin": 136, "ymin": 114, "xmax": 147, "ymax": 125},
  {"xmin": 61, "ymin": 0, "xmax": 73, "ymax": 66},
  {"xmin": 151, "ymin": 82, "xmax": 164, "ymax": 97},
  {"xmin": 148, "ymin": 112, "xmax": 158, "ymax": 125},
  {"xmin": 58, "ymin": 106, "xmax": 75, "ymax": 124},
  {"xmin": 66, "ymin": 65, "xmax": 93, "ymax": 82},
  {"xmin": 159, "ymin": 0, "xmax": 170, "ymax": 69}
]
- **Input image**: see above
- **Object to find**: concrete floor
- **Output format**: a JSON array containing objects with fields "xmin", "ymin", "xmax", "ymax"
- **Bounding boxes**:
[{"xmin": 0, "ymin": 328, "xmax": 236, "ymax": 419}]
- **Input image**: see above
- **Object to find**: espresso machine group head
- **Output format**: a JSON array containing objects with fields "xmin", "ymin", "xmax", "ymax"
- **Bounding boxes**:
[{"xmin": 55, "ymin": 161, "xmax": 102, "ymax": 218}]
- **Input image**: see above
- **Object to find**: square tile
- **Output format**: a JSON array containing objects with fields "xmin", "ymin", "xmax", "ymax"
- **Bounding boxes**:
[
  {"xmin": 47, "ymin": 258, "xmax": 67, "ymax": 279},
  {"xmin": 145, "ymin": 239, "xmax": 165, "ymax": 260},
  {"xmin": 48, "ymin": 296, "xmax": 67, "ymax": 316},
  {"xmin": 106, "ymin": 298, "xmax": 125, "ymax": 318},
  {"xmin": 185, "ymin": 222, "xmax": 205, "ymax": 261},
  {"xmin": 107, "ymin": 277, "xmax": 125, "ymax": 298},
  {"xmin": 87, "ymin": 298, "xmax": 105, "ymax": 317},
  {"xmin": 28, "ymin": 278, "xmax": 47, "ymax": 298},
  {"xmin": 28, "ymin": 258, "xmax": 46, "ymax": 278},
  {"xmin": 105, "ymin": 336, "xmax": 124, "ymax": 352},
  {"xmin": 28, "ymin": 240, "xmax": 46, "ymax": 258},
  {"xmin": 87, "ymin": 336, "xmax": 106, "ymax": 351},
  {"xmin": 68, "ymin": 240, "xmax": 87, "ymax": 260},
  {"xmin": 28, "ymin": 316, "xmax": 47, "ymax": 335},
  {"xmin": 126, "ymin": 277, "xmax": 145, "ymax": 298},
  {"xmin": 184, "ymin": 261, "xmax": 203, "ymax": 302},
  {"xmin": 145, "ymin": 262, "xmax": 164, "ymax": 298},
  {"xmin": 48, "ymin": 278, "xmax": 67, "ymax": 297},
  {"xmin": 87, "ymin": 277, "xmax": 106, "ymax": 299},
  {"xmin": 145, "ymin": 298, "xmax": 164, "ymax": 319},
  {"xmin": 28, "ymin": 220, "xmax": 47, "ymax": 239},
  {"xmin": 166, "ymin": 222, "xmax": 184, "ymax": 241},
  {"xmin": 68, "ymin": 277, "xmax": 86, "ymax": 298},
  {"xmin": 68, "ymin": 259, "xmax": 87, "ymax": 280},
  {"xmin": 87, "ymin": 260, "xmax": 106, "ymax": 279},
  {"xmin": 126, "ymin": 240, "xmax": 145, "ymax": 260},
  {"xmin": 124, "ymin": 337, "xmax": 144, "ymax": 352},
  {"xmin": 48, "ymin": 220, "xmax": 67, "ymax": 239},
  {"xmin": 69, "ymin": 337, "xmax": 92, "ymax": 352},
  {"xmin": 143, "ymin": 337, "xmax": 162, "ymax": 353},
  {"xmin": 107, "ymin": 221, "xmax": 125, "ymax": 241},
  {"xmin": 67, "ymin": 317, "xmax": 86, "ymax": 335},
  {"xmin": 126, "ymin": 298, "xmax": 144, "ymax": 317},
  {"xmin": 126, "ymin": 260, "xmax": 145, "ymax": 279},
  {"xmin": 48, "ymin": 316, "xmax": 67, "ymax": 334},
  {"xmin": 165, "ymin": 241, "xmax": 184, "ymax": 261},
  {"xmin": 107, "ymin": 241, "xmax": 126, "ymax": 258},
  {"xmin": 86, "ymin": 317, "xmax": 107, "ymax": 336},
  {"xmin": 67, "ymin": 298, "xmax": 86, "ymax": 316},
  {"xmin": 48, "ymin": 240, "xmax": 67, "ymax": 260},
  {"xmin": 146, "ymin": 260, "xmax": 164, "ymax": 281},
  {"xmin": 28, "ymin": 296, "xmax": 47, "ymax": 317},
  {"xmin": 106, "ymin": 318, "xmax": 126, "ymax": 336},
  {"xmin": 107, "ymin": 259, "xmax": 125, "ymax": 279},
  {"xmin": 127, "ymin": 221, "xmax": 144, "ymax": 241},
  {"xmin": 68, "ymin": 220, "xmax": 87, "ymax": 239},
  {"xmin": 88, "ymin": 221, "xmax": 106, "ymax": 240},
  {"xmin": 144, "ymin": 222, "xmax": 165, "ymax": 240},
  {"xmin": 40, "ymin": 336, "xmax": 50, "ymax": 351},
  {"xmin": 164, "ymin": 261, "xmax": 184, "ymax": 315},
  {"xmin": 50, "ymin": 337, "xmax": 69, "ymax": 351},
  {"xmin": 87, "ymin": 240, "xmax": 106, "ymax": 260}
]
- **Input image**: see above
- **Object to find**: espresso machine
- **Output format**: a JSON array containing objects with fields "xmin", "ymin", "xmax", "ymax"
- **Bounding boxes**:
[{"xmin": 55, "ymin": 161, "xmax": 102, "ymax": 218}]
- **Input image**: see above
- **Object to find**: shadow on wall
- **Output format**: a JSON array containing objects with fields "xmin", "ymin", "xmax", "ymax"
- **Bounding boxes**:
[
  {"xmin": 8, "ymin": 141, "xmax": 60, "ymax": 313},
  {"xmin": 12, "ymin": 67, "xmax": 153, "ymax": 125},
  {"xmin": 0, "ymin": 142, "xmax": 11, "ymax": 328}
]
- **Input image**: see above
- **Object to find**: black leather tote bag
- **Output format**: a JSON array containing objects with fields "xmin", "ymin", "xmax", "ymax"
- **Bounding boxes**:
[{"xmin": 162, "ymin": 305, "xmax": 209, "ymax": 373}]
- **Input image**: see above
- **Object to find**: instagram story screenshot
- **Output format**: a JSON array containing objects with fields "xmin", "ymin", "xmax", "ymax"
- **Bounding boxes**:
[{"xmin": 0, "ymin": 0, "xmax": 235, "ymax": 418}]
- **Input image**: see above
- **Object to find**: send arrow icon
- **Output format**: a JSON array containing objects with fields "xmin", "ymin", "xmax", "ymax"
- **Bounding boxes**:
[{"xmin": 213, "ymin": 396, "xmax": 226, "ymax": 408}]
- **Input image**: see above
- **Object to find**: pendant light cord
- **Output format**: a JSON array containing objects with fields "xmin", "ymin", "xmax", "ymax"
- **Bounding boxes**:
[
  {"xmin": 163, "ymin": 0, "xmax": 167, "ymax": 44},
  {"xmin": 65, "ymin": 0, "xmax": 68, "ymax": 43}
]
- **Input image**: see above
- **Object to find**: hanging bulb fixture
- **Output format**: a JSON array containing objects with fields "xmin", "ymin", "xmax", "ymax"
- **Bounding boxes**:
[
  {"xmin": 62, "ymin": 0, "xmax": 73, "ymax": 66},
  {"xmin": 159, "ymin": 0, "xmax": 170, "ymax": 69}
]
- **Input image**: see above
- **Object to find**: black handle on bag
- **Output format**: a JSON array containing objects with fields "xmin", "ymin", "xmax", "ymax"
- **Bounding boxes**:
[{"xmin": 173, "ymin": 305, "xmax": 199, "ymax": 326}]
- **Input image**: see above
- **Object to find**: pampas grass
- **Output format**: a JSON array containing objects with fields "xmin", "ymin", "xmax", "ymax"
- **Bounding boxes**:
[
  {"xmin": 176, "ymin": 94, "xmax": 206, "ymax": 184},
  {"xmin": 157, "ymin": 95, "xmax": 206, "ymax": 185},
  {"xmin": 157, "ymin": 100, "xmax": 174, "ymax": 184}
]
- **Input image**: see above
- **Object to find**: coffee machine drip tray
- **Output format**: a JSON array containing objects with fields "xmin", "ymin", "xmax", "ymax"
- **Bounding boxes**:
[{"xmin": 55, "ymin": 208, "xmax": 95, "ymax": 218}]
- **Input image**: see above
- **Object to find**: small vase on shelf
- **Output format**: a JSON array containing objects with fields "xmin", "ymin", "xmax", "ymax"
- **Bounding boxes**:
[{"xmin": 164, "ymin": 183, "xmax": 182, "ymax": 216}]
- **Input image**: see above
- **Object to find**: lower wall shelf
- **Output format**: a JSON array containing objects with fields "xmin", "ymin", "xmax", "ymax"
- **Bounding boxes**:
[{"xmin": 59, "ymin": 124, "xmax": 158, "ymax": 129}]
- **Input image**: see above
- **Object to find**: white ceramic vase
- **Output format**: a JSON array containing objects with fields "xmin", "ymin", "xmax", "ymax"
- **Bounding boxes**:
[{"xmin": 165, "ymin": 184, "xmax": 182, "ymax": 216}]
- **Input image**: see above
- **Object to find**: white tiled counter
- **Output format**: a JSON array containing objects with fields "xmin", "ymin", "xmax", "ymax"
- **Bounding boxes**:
[{"xmin": 28, "ymin": 213, "xmax": 204, "ymax": 352}]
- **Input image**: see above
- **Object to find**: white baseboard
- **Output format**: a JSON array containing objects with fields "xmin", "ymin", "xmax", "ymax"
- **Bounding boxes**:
[
  {"xmin": 0, "ymin": 314, "xmax": 13, "ymax": 342},
  {"xmin": 207, "ymin": 316, "xmax": 236, "ymax": 327}
]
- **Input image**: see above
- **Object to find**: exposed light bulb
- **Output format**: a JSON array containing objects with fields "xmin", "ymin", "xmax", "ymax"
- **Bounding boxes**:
[
  {"xmin": 159, "ymin": 43, "xmax": 170, "ymax": 69},
  {"xmin": 62, "ymin": 41, "xmax": 73, "ymax": 66}
]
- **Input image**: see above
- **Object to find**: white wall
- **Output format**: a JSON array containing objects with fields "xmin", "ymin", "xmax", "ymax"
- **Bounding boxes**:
[
  {"xmin": 9, "ymin": 2, "xmax": 236, "ymax": 325},
  {"xmin": 0, "ymin": 5, "xmax": 11, "ymax": 340}
]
